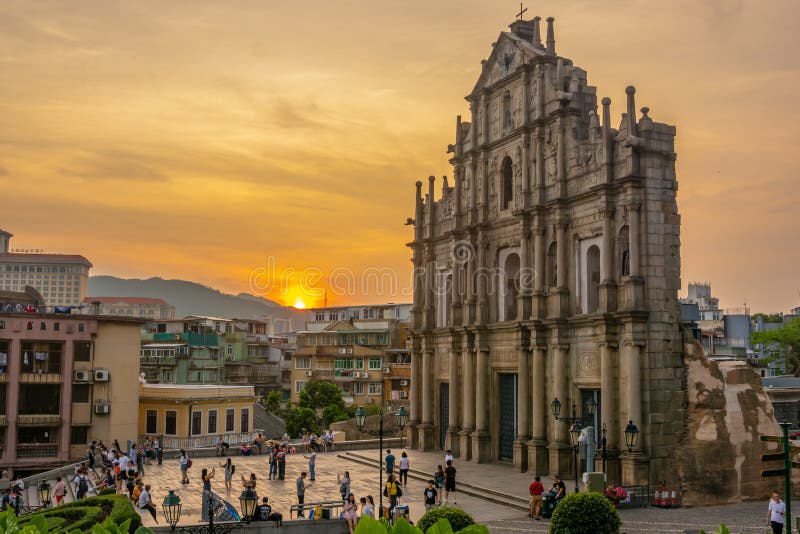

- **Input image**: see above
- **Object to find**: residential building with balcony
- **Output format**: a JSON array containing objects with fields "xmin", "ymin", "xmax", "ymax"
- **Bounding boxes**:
[
  {"xmin": 0, "ymin": 228, "xmax": 91, "ymax": 307},
  {"xmin": 81, "ymin": 297, "xmax": 175, "ymax": 319},
  {"xmin": 138, "ymin": 381, "xmax": 256, "ymax": 450},
  {"xmin": 0, "ymin": 307, "xmax": 142, "ymax": 475},
  {"xmin": 292, "ymin": 303, "xmax": 412, "ymax": 407}
]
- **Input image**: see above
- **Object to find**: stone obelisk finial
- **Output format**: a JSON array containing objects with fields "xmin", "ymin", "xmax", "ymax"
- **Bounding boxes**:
[
  {"xmin": 626, "ymin": 86, "xmax": 637, "ymax": 137},
  {"xmin": 532, "ymin": 16, "xmax": 542, "ymax": 48},
  {"xmin": 545, "ymin": 17, "xmax": 556, "ymax": 56}
]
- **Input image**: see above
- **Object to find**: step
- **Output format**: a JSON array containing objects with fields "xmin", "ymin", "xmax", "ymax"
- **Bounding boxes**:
[{"xmin": 336, "ymin": 452, "xmax": 529, "ymax": 512}]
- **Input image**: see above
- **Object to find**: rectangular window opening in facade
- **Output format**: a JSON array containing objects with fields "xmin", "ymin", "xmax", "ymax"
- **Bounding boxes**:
[
  {"xmin": 225, "ymin": 409, "xmax": 235, "ymax": 433},
  {"xmin": 71, "ymin": 383, "xmax": 91, "ymax": 403},
  {"xmin": 191, "ymin": 411, "xmax": 202, "ymax": 436},
  {"xmin": 74, "ymin": 341, "xmax": 92, "ymax": 362},
  {"xmin": 165, "ymin": 410, "xmax": 178, "ymax": 435},
  {"xmin": 146, "ymin": 410, "xmax": 157, "ymax": 434},
  {"xmin": 208, "ymin": 409, "xmax": 218, "ymax": 434},
  {"xmin": 21, "ymin": 342, "xmax": 63, "ymax": 374},
  {"xmin": 240, "ymin": 408, "xmax": 249, "ymax": 433},
  {"xmin": 19, "ymin": 384, "xmax": 61, "ymax": 415}
]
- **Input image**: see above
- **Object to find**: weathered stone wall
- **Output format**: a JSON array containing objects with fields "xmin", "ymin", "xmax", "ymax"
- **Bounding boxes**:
[{"xmin": 678, "ymin": 333, "xmax": 787, "ymax": 505}]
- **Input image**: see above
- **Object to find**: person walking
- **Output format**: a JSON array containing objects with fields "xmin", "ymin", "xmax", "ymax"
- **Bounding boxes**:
[
  {"xmin": 138, "ymin": 484, "xmax": 158, "ymax": 523},
  {"xmin": 338, "ymin": 471, "xmax": 351, "ymax": 502},
  {"xmin": 74, "ymin": 469, "xmax": 89, "ymax": 500},
  {"xmin": 384, "ymin": 474, "xmax": 400, "ymax": 517},
  {"xmin": 304, "ymin": 449, "xmax": 317, "ymax": 481},
  {"xmin": 220, "ymin": 458, "xmax": 235, "ymax": 494},
  {"xmin": 423, "ymin": 480, "xmax": 438, "ymax": 511},
  {"xmin": 53, "ymin": 477, "xmax": 66, "ymax": 506},
  {"xmin": 179, "ymin": 449, "xmax": 190, "ymax": 484},
  {"xmin": 343, "ymin": 493, "xmax": 358, "ymax": 534},
  {"xmin": 398, "ymin": 452, "xmax": 410, "ymax": 486},
  {"xmin": 767, "ymin": 491, "xmax": 786, "ymax": 534},
  {"xmin": 444, "ymin": 449, "xmax": 454, "ymax": 466},
  {"xmin": 296, "ymin": 472, "xmax": 312, "ymax": 518},
  {"xmin": 433, "ymin": 465, "xmax": 445, "ymax": 506},
  {"xmin": 384, "ymin": 450, "xmax": 396, "ymax": 476},
  {"xmin": 443, "ymin": 460, "xmax": 457, "ymax": 506},
  {"xmin": 529, "ymin": 475, "xmax": 544, "ymax": 520},
  {"xmin": 136, "ymin": 445, "xmax": 145, "ymax": 476}
]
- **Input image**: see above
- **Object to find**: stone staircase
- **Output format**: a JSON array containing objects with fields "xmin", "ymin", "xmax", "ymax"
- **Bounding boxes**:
[
  {"xmin": 20, "ymin": 462, "xmax": 103, "ymax": 508},
  {"xmin": 336, "ymin": 451, "xmax": 530, "ymax": 512}
]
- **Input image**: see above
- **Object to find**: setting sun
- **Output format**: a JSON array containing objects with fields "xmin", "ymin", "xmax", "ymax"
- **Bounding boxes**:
[{"xmin": 293, "ymin": 297, "xmax": 306, "ymax": 310}]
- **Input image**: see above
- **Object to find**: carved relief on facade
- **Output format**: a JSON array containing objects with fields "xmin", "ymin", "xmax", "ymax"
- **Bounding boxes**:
[{"xmin": 576, "ymin": 350, "xmax": 600, "ymax": 382}]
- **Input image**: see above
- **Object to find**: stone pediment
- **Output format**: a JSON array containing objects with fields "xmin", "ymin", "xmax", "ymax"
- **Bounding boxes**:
[{"xmin": 471, "ymin": 32, "xmax": 545, "ymax": 95}]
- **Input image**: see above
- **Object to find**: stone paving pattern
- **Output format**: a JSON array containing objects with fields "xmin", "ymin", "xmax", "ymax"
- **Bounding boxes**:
[{"xmin": 131, "ymin": 448, "xmax": 786, "ymax": 533}]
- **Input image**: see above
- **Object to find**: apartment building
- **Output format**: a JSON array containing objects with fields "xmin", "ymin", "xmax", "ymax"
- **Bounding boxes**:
[
  {"xmin": 0, "ymin": 228, "xmax": 91, "ymax": 307},
  {"xmin": 81, "ymin": 297, "xmax": 175, "ymax": 319},
  {"xmin": 139, "ymin": 316, "xmax": 281, "ymax": 398},
  {"xmin": 0, "ymin": 306, "xmax": 142, "ymax": 475},
  {"xmin": 291, "ymin": 303, "xmax": 412, "ymax": 407}
]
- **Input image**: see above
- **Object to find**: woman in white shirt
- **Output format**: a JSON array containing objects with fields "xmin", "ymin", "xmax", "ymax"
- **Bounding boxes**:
[{"xmin": 398, "ymin": 452, "xmax": 410, "ymax": 486}]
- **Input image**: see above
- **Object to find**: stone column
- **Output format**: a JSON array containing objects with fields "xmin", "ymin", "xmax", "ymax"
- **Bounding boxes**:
[
  {"xmin": 550, "ymin": 344, "xmax": 573, "ymax": 476},
  {"xmin": 550, "ymin": 219, "xmax": 570, "ymax": 318},
  {"xmin": 451, "ymin": 241, "xmax": 463, "ymax": 327},
  {"xmin": 532, "ymin": 226, "xmax": 546, "ymax": 319},
  {"xmin": 518, "ymin": 223, "xmax": 532, "ymax": 320},
  {"xmin": 4, "ymin": 339, "xmax": 20, "ymax": 465},
  {"xmin": 629, "ymin": 204, "xmax": 641, "ymax": 278},
  {"xmin": 528, "ymin": 345, "xmax": 549, "ymax": 474},
  {"xmin": 459, "ymin": 342, "xmax": 475, "ymax": 460},
  {"xmin": 419, "ymin": 348, "xmax": 435, "ymax": 450},
  {"xmin": 599, "ymin": 342, "xmax": 620, "ymax": 479},
  {"xmin": 514, "ymin": 346, "xmax": 531, "ymax": 471},
  {"xmin": 621, "ymin": 340, "xmax": 648, "ymax": 485},
  {"xmin": 446, "ymin": 346, "xmax": 460, "ymax": 455},
  {"xmin": 599, "ymin": 208, "xmax": 617, "ymax": 312},
  {"xmin": 463, "ymin": 248, "xmax": 475, "ymax": 325},
  {"xmin": 521, "ymin": 133, "xmax": 531, "ymax": 208},
  {"xmin": 408, "ymin": 348, "xmax": 421, "ymax": 449},
  {"xmin": 476, "ymin": 237, "xmax": 489, "ymax": 324},
  {"xmin": 472, "ymin": 340, "xmax": 491, "ymax": 462}
]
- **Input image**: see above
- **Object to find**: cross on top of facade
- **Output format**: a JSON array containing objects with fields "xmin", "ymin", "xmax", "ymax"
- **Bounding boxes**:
[{"xmin": 516, "ymin": 3, "xmax": 528, "ymax": 20}]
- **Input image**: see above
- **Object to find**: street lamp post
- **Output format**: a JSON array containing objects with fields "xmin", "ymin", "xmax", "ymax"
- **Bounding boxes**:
[
  {"xmin": 550, "ymin": 397, "xmax": 586, "ymax": 494},
  {"xmin": 355, "ymin": 405, "xmax": 407, "ymax": 520},
  {"xmin": 162, "ymin": 485, "xmax": 259, "ymax": 534}
]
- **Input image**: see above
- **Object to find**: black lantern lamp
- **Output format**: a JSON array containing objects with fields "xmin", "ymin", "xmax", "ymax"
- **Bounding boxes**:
[
  {"xmin": 550, "ymin": 398, "xmax": 562, "ymax": 419},
  {"xmin": 624, "ymin": 420, "xmax": 639, "ymax": 453},
  {"xmin": 239, "ymin": 486, "xmax": 258, "ymax": 523},
  {"xmin": 354, "ymin": 406, "xmax": 367, "ymax": 430},
  {"xmin": 396, "ymin": 405, "xmax": 408, "ymax": 448},
  {"xmin": 37, "ymin": 480, "xmax": 51, "ymax": 508},
  {"xmin": 569, "ymin": 421, "xmax": 583, "ymax": 447},
  {"xmin": 162, "ymin": 490, "xmax": 182, "ymax": 531},
  {"xmin": 584, "ymin": 396, "xmax": 597, "ymax": 417}
]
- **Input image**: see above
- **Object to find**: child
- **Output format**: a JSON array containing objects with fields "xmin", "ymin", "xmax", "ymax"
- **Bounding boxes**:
[
  {"xmin": 54, "ymin": 477, "xmax": 66, "ymax": 506},
  {"xmin": 423, "ymin": 480, "xmax": 438, "ymax": 511}
]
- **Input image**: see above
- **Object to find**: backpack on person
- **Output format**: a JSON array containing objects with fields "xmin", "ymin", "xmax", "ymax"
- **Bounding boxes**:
[
  {"xmin": 186, "ymin": 458, "xmax": 193, "ymax": 468},
  {"xmin": 231, "ymin": 464, "xmax": 236, "ymax": 475},
  {"xmin": 78, "ymin": 477, "xmax": 88, "ymax": 494}
]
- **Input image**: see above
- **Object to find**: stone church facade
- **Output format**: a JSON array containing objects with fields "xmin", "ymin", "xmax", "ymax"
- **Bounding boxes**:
[{"xmin": 406, "ymin": 16, "xmax": 683, "ymax": 485}]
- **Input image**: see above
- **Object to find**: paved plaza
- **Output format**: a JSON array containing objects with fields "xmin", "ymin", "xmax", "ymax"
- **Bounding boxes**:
[{"xmin": 132, "ymin": 448, "xmax": 783, "ymax": 533}]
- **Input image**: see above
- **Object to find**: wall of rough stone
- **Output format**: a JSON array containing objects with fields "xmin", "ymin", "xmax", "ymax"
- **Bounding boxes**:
[{"xmin": 678, "ymin": 333, "xmax": 790, "ymax": 505}]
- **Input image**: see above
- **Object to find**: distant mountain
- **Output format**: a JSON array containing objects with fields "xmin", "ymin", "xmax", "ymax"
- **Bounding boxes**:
[{"xmin": 88, "ymin": 276, "xmax": 305, "ymax": 322}]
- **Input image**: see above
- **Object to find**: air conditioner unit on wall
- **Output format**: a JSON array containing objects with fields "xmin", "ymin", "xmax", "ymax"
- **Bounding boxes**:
[
  {"xmin": 94, "ymin": 369, "xmax": 110, "ymax": 381},
  {"xmin": 400, "ymin": 391, "xmax": 408, "ymax": 398},
  {"xmin": 94, "ymin": 403, "xmax": 110, "ymax": 415},
  {"xmin": 74, "ymin": 370, "xmax": 91, "ymax": 382},
  {"xmin": 400, "ymin": 380, "xmax": 408, "ymax": 386},
  {"xmin": 306, "ymin": 370, "xmax": 313, "ymax": 377},
  {"xmin": 384, "ymin": 367, "xmax": 390, "ymax": 373}
]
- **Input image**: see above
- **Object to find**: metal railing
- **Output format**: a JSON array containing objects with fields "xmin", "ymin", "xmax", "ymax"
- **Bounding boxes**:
[
  {"xmin": 140, "ymin": 355, "xmax": 177, "ymax": 365},
  {"xmin": 17, "ymin": 443, "xmax": 59, "ymax": 459},
  {"xmin": 289, "ymin": 500, "xmax": 345, "ymax": 519},
  {"xmin": 139, "ymin": 432, "xmax": 257, "ymax": 450}
]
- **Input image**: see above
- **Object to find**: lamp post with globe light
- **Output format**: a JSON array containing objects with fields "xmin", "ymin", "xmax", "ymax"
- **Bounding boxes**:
[{"xmin": 162, "ymin": 485, "xmax": 259, "ymax": 534}]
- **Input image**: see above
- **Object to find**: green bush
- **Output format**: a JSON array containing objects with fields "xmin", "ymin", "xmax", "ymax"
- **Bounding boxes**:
[
  {"xmin": 18, "ymin": 495, "xmax": 141, "ymax": 533},
  {"xmin": 98, "ymin": 488, "xmax": 117, "ymax": 496},
  {"xmin": 549, "ymin": 492, "xmax": 621, "ymax": 534},
  {"xmin": 417, "ymin": 507, "xmax": 475, "ymax": 532}
]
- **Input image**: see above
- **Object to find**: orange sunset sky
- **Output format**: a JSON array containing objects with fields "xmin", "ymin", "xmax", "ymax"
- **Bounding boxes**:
[{"xmin": 0, "ymin": 0, "xmax": 798, "ymax": 312}]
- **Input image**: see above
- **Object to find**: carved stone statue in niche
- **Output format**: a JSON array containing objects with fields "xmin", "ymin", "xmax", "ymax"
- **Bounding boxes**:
[{"xmin": 546, "ymin": 128, "xmax": 558, "ymax": 182}]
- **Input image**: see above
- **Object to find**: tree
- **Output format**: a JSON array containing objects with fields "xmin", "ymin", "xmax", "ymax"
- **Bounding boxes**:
[
  {"xmin": 753, "ymin": 312, "xmax": 784, "ymax": 324},
  {"xmin": 549, "ymin": 492, "xmax": 621, "ymax": 534},
  {"xmin": 322, "ymin": 405, "xmax": 350, "ymax": 427},
  {"xmin": 298, "ymin": 380, "xmax": 345, "ymax": 411},
  {"xmin": 284, "ymin": 407, "xmax": 319, "ymax": 437},
  {"xmin": 264, "ymin": 391, "xmax": 282, "ymax": 415},
  {"xmin": 752, "ymin": 319, "xmax": 800, "ymax": 376}
]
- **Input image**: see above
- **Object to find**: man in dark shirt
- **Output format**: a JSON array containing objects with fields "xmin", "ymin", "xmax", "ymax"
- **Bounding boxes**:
[
  {"xmin": 256, "ymin": 497, "xmax": 272, "ymax": 521},
  {"xmin": 385, "ymin": 450, "xmax": 396, "ymax": 475},
  {"xmin": 444, "ymin": 460, "xmax": 457, "ymax": 506},
  {"xmin": 423, "ymin": 480, "xmax": 438, "ymax": 511}
]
